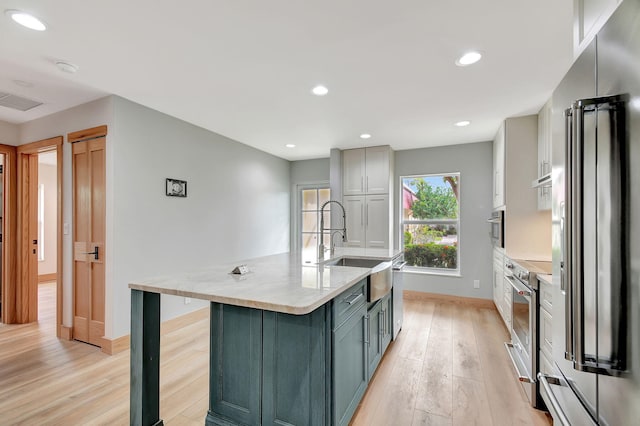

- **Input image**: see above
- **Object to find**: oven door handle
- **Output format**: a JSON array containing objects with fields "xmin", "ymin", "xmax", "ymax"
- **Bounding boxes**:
[
  {"xmin": 505, "ymin": 274, "xmax": 532, "ymax": 299},
  {"xmin": 504, "ymin": 342, "xmax": 533, "ymax": 383}
]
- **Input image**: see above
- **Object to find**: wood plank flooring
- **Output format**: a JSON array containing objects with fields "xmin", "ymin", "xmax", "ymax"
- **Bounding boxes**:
[
  {"xmin": 351, "ymin": 298, "xmax": 552, "ymax": 426},
  {"xmin": 0, "ymin": 283, "xmax": 551, "ymax": 425}
]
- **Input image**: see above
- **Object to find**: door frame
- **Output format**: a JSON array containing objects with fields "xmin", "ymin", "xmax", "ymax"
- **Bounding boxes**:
[
  {"xmin": 16, "ymin": 137, "xmax": 63, "ymax": 335},
  {"xmin": 0, "ymin": 144, "xmax": 17, "ymax": 324},
  {"xmin": 291, "ymin": 182, "xmax": 330, "ymax": 253}
]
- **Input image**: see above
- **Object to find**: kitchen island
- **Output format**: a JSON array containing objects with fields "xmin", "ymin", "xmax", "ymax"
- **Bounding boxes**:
[{"xmin": 129, "ymin": 248, "xmax": 402, "ymax": 426}]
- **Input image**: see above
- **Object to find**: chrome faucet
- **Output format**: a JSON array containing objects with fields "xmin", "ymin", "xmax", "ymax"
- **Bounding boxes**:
[{"xmin": 318, "ymin": 200, "xmax": 347, "ymax": 259}]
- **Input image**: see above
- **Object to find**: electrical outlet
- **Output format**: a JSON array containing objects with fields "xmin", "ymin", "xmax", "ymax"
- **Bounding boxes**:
[
  {"xmin": 184, "ymin": 297, "xmax": 191, "ymax": 305},
  {"xmin": 473, "ymin": 279, "xmax": 480, "ymax": 289}
]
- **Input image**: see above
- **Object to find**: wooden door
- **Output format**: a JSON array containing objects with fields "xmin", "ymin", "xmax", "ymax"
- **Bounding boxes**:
[{"xmin": 72, "ymin": 136, "xmax": 105, "ymax": 347}]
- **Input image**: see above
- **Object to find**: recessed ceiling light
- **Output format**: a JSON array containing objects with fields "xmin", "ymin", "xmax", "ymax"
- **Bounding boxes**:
[
  {"xmin": 285, "ymin": 144, "xmax": 296, "ymax": 148},
  {"xmin": 5, "ymin": 10, "xmax": 47, "ymax": 31},
  {"xmin": 360, "ymin": 134, "xmax": 372, "ymax": 139},
  {"xmin": 455, "ymin": 120, "xmax": 471, "ymax": 127},
  {"xmin": 311, "ymin": 85, "xmax": 328, "ymax": 96},
  {"xmin": 455, "ymin": 51, "xmax": 482, "ymax": 66},
  {"xmin": 55, "ymin": 61, "xmax": 79, "ymax": 74}
]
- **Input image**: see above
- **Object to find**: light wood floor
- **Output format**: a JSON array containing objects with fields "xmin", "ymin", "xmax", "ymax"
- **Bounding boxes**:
[
  {"xmin": 350, "ymin": 297, "xmax": 552, "ymax": 426},
  {"xmin": 0, "ymin": 283, "xmax": 551, "ymax": 425}
]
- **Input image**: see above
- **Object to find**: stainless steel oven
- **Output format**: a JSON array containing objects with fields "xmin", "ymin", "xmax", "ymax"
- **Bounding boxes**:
[
  {"xmin": 487, "ymin": 210, "xmax": 504, "ymax": 248},
  {"xmin": 504, "ymin": 258, "xmax": 551, "ymax": 408}
]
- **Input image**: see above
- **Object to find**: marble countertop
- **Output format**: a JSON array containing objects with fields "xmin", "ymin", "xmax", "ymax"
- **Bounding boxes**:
[{"xmin": 129, "ymin": 248, "xmax": 403, "ymax": 315}]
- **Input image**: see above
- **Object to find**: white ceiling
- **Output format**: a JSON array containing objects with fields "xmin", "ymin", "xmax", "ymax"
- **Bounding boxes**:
[{"xmin": 0, "ymin": 0, "xmax": 574, "ymax": 161}]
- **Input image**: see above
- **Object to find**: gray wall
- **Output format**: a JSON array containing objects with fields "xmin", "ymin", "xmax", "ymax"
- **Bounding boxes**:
[
  {"xmin": 111, "ymin": 96, "xmax": 291, "ymax": 337},
  {"xmin": 18, "ymin": 96, "xmax": 291, "ymax": 339},
  {"xmin": 395, "ymin": 142, "xmax": 493, "ymax": 299},
  {"xmin": 0, "ymin": 120, "xmax": 19, "ymax": 145},
  {"xmin": 290, "ymin": 158, "xmax": 329, "ymax": 183}
]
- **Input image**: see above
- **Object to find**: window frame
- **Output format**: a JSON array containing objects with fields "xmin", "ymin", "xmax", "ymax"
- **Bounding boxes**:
[
  {"xmin": 399, "ymin": 172, "xmax": 461, "ymax": 275},
  {"xmin": 294, "ymin": 183, "xmax": 331, "ymax": 260}
]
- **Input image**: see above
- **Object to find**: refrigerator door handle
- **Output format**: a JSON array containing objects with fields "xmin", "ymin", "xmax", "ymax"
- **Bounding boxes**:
[
  {"xmin": 569, "ymin": 95, "xmax": 628, "ymax": 375},
  {"xmin": 572, "ymin": 100, "xmax": 585, "ymax": 369},
  {"xmin": 563, "ymin": 107, "xmax": 575, "ymax": 362}
]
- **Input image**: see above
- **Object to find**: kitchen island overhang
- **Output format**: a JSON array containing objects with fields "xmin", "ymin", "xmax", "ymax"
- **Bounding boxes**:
[{"xmin": 129, "ymin": 249, "xmax": 402, "ymax": 426}]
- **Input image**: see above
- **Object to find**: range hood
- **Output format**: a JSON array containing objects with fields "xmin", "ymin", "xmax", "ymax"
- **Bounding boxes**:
[{"xmin": 531, "ymin": 173, "xmax": 551, "ymax": 188}]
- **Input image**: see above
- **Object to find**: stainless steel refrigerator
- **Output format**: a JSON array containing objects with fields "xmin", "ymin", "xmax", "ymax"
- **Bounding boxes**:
[{"xmin": 539, "ymin": 0, "xmax": 640, "ymax": 424}]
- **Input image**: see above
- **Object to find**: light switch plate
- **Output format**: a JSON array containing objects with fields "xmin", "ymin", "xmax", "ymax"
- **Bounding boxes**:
[{"xmin": 474, "ymin": 279, "xmax": 480, "ymax": 289}]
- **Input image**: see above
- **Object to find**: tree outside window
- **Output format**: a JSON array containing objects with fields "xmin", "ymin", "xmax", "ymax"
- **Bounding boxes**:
[{"xmin": 401, "ymin": 174, "xmax": 459, "ymax": 271}]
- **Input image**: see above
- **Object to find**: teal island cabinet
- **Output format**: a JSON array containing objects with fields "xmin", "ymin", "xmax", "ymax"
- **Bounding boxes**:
[{"xmin": 129, "ymin": 249, "xmax": 402, "ymax": 426}]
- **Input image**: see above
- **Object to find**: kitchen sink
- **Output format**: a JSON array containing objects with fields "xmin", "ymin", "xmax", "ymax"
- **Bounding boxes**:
[
  {"xmin": 326, "ymin": 257, "xmax": 383, "ymax": 268},
  {"xmin": 325, "ymin": 257, "xmax": 392, "ymax": 302}
]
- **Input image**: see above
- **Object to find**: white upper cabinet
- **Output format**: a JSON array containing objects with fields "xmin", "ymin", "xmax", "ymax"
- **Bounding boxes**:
[
  {"xmin": 495, "ymin": 115, "xmax": 551, "ymax": 260},
  {"xmin": 537, "ymin": 99, "xmax": 552, "ymax": 210},
  {"xmin": 343, "ymin": 196, "xmax": 365, "ymax": 248},
  {"xmin": 493, "ymin": 124, "xmax": 506, "ymax": 209},
  {"xmin": 364, "ymin": 195, "xmax": 389, "ymax": 248},
  {"xmin": 363, "ymin": 146, "xmax": 390, "ymax": 194},
  {"xmin": 342, "ymin": 145, "xmax": 393, "ymax": 249},
  {"xmin": 342, "ymin": 149, "xmax": 366, "ymax": 195},
  {"xmin": 343, "ymin": 146, "xmax": 391, "ymax": 196},
  {"xmin": 343, "ymin": 194, "xmax": 390, "ymax": 249},
  {"xmin": 574, "ymin": 0, "xmax": 622, "ymax": 56}
]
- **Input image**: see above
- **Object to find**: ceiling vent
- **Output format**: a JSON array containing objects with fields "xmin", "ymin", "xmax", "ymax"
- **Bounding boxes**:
[{"xmin": 0, "ymin": 91, "xmax": 43, "ymax": 111}]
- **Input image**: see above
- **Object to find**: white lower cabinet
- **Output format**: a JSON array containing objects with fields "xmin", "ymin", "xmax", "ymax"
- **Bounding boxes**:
[
  {"xmin": 493, "ymin": 248, "xmax": 504, "ymax": 317},
  {"xmin": 501, "ymin": 278, "xmax": 512, "ymax": 331},
  {"xmin": 343, "ymin": 195, "xmax": 389, "ymax": 248},
  {"xmin": 538, "ymin": 277, "xmax": 553, "ymax": 376}
]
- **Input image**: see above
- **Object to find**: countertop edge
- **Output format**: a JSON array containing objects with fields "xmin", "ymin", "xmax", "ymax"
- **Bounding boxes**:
[
  {"xmin": 537, "ymin": 273, "xmax": 553, "ymax": 285},
  {"xmin": 129, "ymin": 269, "xmax": 372, "ymax": 315}
]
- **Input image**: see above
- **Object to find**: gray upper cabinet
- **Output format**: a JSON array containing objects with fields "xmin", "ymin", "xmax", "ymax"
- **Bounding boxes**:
[{"xmin": 342, "ymin": 146, "xmax": 391, "ymax": 196}]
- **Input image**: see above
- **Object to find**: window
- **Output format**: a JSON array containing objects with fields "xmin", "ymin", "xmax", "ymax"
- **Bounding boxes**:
[
  {"xmin": 401, "ymin": 173, "xmax": 459, "ymax": 272},
  {"xmin": 299, "ymin": 186, "xmax": 331, "ymax": 262}
]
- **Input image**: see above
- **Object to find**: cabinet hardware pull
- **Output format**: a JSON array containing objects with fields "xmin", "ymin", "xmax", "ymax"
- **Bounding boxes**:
[
  {"xmin": 364, "ymin": 315, "xmax": 370, "ymax": 345},
  {"xmin": 345, "ymin": 293, "xmax": 363, "ymax": 305}
]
